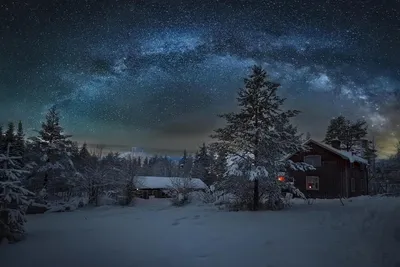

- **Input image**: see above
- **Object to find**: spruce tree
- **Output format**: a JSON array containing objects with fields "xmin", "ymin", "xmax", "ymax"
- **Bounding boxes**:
[
  {"xmin": 209, "ymin": 144, "xmax": 227, "ymax": 180},
  {"xmin": 0, "ymin": 143, "xmax": 33, "ymax": 242},
  {"xmin": 324, "ymin": 115, "xmax": 368, "ymax": 152},
  {"xmin": 76, "ymin": 143, "xmax": 93, "ymax": 171},
  {"xmin": 139, "ymin": 157, "xmax": 151, "ymax": 176},
  {"xmin": 14, "ymin": 121, "xmax": 25, "ymax": 159},
  {"xmin": 0, "ymin": 125, "xmax": 3, "ymax": 154},
  {"xmin": 30, "ymin": 106, "xmax": 76, "ymax": 196},
  {"xmin": 179, "ymin": 150, "xmax": 193, "ymax": 177},
  {"xmin": 70, "ymin": 141, "xmax": 79, "ymax": 158},
  {"xmin": 79, "ymin": 143, "xmax": 91, "ymax": 161},
  {"xmin": 4, "ymin": 122, "xmax": 15, "ymax": 153},
  {"xmin": 179, "ymin": 150, "xmax": 188, "ymax": 174},
  {"xmin": 211, "ymin": 65, "xmax": 309, "ymax": 210},
  {"xmin": 192, "ymin": 143, "xmax": 212, "ymax": 184}
]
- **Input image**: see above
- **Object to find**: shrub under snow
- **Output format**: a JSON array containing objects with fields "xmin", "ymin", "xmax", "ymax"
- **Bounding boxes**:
[{"xmin": 166, "ymin": 177, "xmax": 196, "ymax": 206}]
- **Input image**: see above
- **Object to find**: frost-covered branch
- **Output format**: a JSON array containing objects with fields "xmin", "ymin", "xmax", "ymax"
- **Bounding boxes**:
[{"xmin": 0, "ymin": 143, "xmax": 34, "ymax": 243}]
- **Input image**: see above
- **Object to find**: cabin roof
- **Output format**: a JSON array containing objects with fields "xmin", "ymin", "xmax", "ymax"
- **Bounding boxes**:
[{"xmin": 287, "ymin": 139, "xmax": 369, "ymax": 165}]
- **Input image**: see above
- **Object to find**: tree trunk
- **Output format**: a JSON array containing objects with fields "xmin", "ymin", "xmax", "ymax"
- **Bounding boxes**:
[{"xmin": 253, "ymin": 179, "xmax": 259, "ymax": 211}]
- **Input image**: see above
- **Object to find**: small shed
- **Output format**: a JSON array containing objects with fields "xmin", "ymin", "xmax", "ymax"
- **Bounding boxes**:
[{"xmin": 135, "ymin": 176, "xmax": 208, "ymax": 199}]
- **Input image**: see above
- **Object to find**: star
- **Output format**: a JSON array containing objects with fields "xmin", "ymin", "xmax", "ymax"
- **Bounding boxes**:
[{"xmin": 0, "ymin": 0, "xmax": 399, "ymax": 156}]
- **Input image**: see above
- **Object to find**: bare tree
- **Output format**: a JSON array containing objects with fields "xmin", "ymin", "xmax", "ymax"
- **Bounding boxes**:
[
  {"xmin": 119, "ymin": 156, "xmax": 144, "ymax": 205},
  {"xmin": 81, "ymin": 160, "xmax": 116, "ymax": 206}
]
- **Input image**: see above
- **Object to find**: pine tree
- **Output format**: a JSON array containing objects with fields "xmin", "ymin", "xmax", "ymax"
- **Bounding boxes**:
[
  {"xmin": 179, "ymin": 150, "xmax": 188, "ymax": 175},
  {"xmin": 79, "ymin": 143, "xmax": 91, "ymax": 161},
  {"xmin": 152, "ymin": 157, "xmax": 169, "ymax": 176},
  {"xmin": 76, "ymin": 142, "xmax": 93, "ymax": 171},
  {"xmin": 324, "ymin": 115, "xmax": 368, "ymax": 152},
  {"xmin": 14, "ymin": 121, "xmax": 25, "ymax": 159},
  {"xmin": 139, "ymin": 157, "xmax": 151, "ymax": 176},
  {"xmin": 0, "ymin": 125, "xmax": 3, "ymax": 153},
  {"xmin": 179, "ymin": 150, "xmax": 193, "ymax": 177},
  {"xmin": 123, "ymin": 177, "xmax": 135, "ymax": 205},
  {"xmin": 0, "ymin": 143, "xmax": 33, "ymax": 243},
  {"xmin": 29, "ymin": 106, "xmax": 77, "ymax": 196},
  {"xmin": 209, "ymin": 144, "xmax": 227, "ymax": 180},
  {"xmin": 70, "ymin": 141, "xmax": 79, "ymax": 158},
  {"xmin": 4, "ymin": 122, "xmax": 15, "ymax": 153},
  {"xmin": 211, "ymin": 65, "xmax": 310, "ymax": 210},
  {"xmin": 192, "ymin": 143, "xmax": 213, "ymax": 184},
  {"xmin": 136, "ymin": 157, "xmax": 142, "ymax": 169}
]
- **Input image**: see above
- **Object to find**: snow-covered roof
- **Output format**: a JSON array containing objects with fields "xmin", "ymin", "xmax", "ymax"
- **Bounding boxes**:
[
  {"xmin": 136, "ymin": 176, "xmax": 208, "ymax": 190},
  {"xmin": 296, "ymin": 139, "xmax": 368, "ymax": 165}
]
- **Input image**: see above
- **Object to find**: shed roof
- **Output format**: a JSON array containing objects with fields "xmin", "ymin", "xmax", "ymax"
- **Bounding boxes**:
[{"xmin": 136, "ymin": 176, "xmax": 208, "ymax": 190}]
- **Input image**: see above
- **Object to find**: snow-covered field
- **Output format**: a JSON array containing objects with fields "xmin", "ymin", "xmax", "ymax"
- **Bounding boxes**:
[{"xmin": 1, "ymin": 197, "xmax": 400, "ymax": 267}]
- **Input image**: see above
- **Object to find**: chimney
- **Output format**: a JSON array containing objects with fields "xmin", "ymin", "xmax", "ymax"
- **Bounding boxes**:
[{"xmin": 331, "ymin": 139, "xmax": 341, "ymax": 150}]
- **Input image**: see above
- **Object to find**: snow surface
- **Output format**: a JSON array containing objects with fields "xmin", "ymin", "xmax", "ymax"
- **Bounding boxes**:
[
  {"xmin": 136, "ymin": 176, "xmax": 208, "ymax": 190},
  {"xmin": 1, "ymin": 196, "xmax": 400, "ymax": 267}
]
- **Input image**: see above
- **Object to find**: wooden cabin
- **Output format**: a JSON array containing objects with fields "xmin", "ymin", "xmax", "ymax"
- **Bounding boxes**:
[
  {"xmin": 286, "ymin": 139, "xmax": 369, "ymax": 199},
  {"xmin": 135, "ymin": 176, "xmax": 208, "ymax": 199}
]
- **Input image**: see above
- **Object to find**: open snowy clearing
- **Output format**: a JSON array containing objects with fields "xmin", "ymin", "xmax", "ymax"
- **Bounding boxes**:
[{"xmin": 2, "ymin": 197, "xmax": 400, "ymax": 267}]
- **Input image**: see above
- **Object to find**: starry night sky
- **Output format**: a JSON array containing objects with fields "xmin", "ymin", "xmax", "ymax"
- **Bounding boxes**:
[{"xmin": 0, "ymin": 0, "xmax": 399, "ymax": 156}]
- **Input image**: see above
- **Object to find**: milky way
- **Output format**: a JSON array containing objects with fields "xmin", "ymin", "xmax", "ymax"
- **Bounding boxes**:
[{"xmin": 0, "ymin": 0, "xmax": 399, "ymax": 156}]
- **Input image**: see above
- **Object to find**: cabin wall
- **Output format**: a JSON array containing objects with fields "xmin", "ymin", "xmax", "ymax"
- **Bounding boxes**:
[
  {"xmin": 288, "ymin": 143, "xmax": 349, "ymax": 199},
  {"xmin": 348, "ymin": 161, "xmax": 368, "ymax": 197},
  {"xmin": 136, "ymin": 189, "xmax": 169, "ymax": 199}
]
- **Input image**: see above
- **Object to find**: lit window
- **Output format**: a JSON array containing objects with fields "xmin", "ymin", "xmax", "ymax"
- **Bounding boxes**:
[
  {"xmin": 278, "ymin": 176, "xmax": 285, "ymax": 182},
  {"xmin": 351, "ymin": 178, "xmax": 355, "ymax": 192},
  {"xmin": 306, "ymin": 176, "xmax": 319, "ymax": 190},
  {"xmin": 304, "ymin": 155, "xmax": 322, "ymax": 167}
]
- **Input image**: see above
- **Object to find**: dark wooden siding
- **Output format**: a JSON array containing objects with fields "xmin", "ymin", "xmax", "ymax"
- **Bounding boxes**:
[
  {"xmin": 348, "ymin": 162, "xmax": 368, "ymax": 197},
  {"xmin": 287, "ymin": 142, "xmax": 366, "ymax": 198}
]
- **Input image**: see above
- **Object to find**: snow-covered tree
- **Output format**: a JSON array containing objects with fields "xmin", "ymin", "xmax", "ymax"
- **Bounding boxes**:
[
  {"xmin": 167, "ymin": 177, "xmax": 195, "ymax": 206},
  {"xmin": 138, "ymin": 157, "xmax": 151, "ymax": 176},
  {"xmin": 0, "ymin": 125, "xmax": 3, "ymax": 154},
  {"xmin": 4, "ymin": 122, "xmax": 15, "ymax": 154},
  {"xmin": 14, "ymin": 121, "xmax": 25, "ymax": 156},
  {"xmin": 179, "ymin": 150, "xmax": 193, "ymax": 177},
  {"xmin": 192, "ymin": 143, "xmax": 213, "ymax": 184},
  {"xmin": 79, "ymin": 152, "xmax": 125, "ymax": 206},
  {"xmin": 0, "ymin": 143, "xmax": 33, "ymax": 243},
  {"xmin": 123, "ymin": 176, "xmax": 136, "ymax": 206},
  {"xmin": 324, "ymin": 115, "xmax": 368, "ymax": 154},
  {"xmin": 79, "ymin": 143, "xmax": 91, "ymax": 161},
  {"xmin": 211, "ymin": 65, "xmax": 311, "ymax": 210},
  {"xmin": 151, "ymin": 156, "xmax": 173, "ymax": 177},
  {"xmin": 208, "ymin": 143, "xmax": 227, "ymax": 181},
  {"xmin": 120, "ymin": 156, "xmax": 143, "ymax": 205},
  {"xmin": 28, "ymin": 106, "xmax": 78, "ymax": 197}
]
